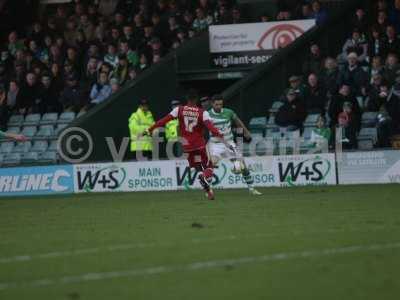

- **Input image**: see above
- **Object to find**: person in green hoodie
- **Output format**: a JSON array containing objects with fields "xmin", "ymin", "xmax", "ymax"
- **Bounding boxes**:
[
  {"xmin": 128, "ymin": 98, "xmax": 155, "ymax": 160},
  {"xmin": 310, "ymin": 115, "xmax": 331, "ymax": 150}
]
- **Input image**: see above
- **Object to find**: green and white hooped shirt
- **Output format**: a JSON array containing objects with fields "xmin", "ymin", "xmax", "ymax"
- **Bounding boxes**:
[{"xmin": 208, "ymin": 108, "xmax": 237, "ymax": 143}]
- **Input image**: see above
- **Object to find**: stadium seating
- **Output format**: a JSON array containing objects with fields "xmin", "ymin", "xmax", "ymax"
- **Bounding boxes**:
[
  {"xmin": 0, "ymin": 142, "xmax": 14, "ymax": 154},
  {"xmin": 361, "ymin": 112, "xmax": 378, "ymax": 128},
  {"xmin": 3, "ymin": 153, "xmax": 21, "ymax": 166},
  {"xmin": 58, "ymin": 112, "xmax": 76, "ymax": 124},
  {"xmin": 21, "ymin": 152, "xmax": 39, "ymax": 165},
  {"xmin": 21, "ymin": 126, "xmax": 37, "ymax": 140},
  {"xmin": 35, "ymin": 125, "xmax": 55, "ymax": 140},
  {"xmin": 7, "ymin": 115, "xmax": 24, "ymax": 127},
  {"xmin": 13, "ymin": 141, "xmax": 32, "ymax": 153},
  {"xmin": 266, "ymin": 116, "xmax": 279, "ymax": 135},
  {"xmin": 40, "ymin": 113, "xmax": 59, "ymax": 126},
  {"xmin": 0, "ymin": 127, "xmax": 20, "ymax": 141},
  {"xmin": 249, "ymin": 117, "xmax": 267, "ymax": 136},
  {"xmin": 302, "ymin": 127, "xmax": 314, "ymax": 140},
  {"xmin": 357, "ymin": 127, "xmax": 378, "ymax": 150},
  {"xmin": 31, "ymin": 140, "xmax": 49, "ymax": 153},
  {"xmin": 38, "ymin": 151, "xmax": 58, "ymax": 164},
  {"xmin": 303, "ymin": 114, "xmax": 320, "ymax": 128},
  {"xmin": 0, "ymin": 108, "xmax": 79, "ymax": 166},
  {"xmin": 23, "ymin": 114, "xmax": 41, "ymax": 126},
  {"xmin": 269, "ymin": 101, "xmax": 284, "ymax": 114},
  {"xmin": 48, "ymin": 140, "xmax": 58, "ymax": 152},
  {"xmin": 54, "ymin": 124, "xmax": 68, "ymax": 137}
]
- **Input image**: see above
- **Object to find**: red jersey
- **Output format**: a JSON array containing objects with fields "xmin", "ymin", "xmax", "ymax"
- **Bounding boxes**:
[{"xmin": 149, "ymin": 104, "xmax": 222, "ymax": 152}]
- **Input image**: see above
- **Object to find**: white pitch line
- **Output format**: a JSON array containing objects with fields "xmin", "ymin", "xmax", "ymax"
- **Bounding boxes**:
[
  {"xmin": 0, "ymin": 242, "xmax": 399, "ymax": 291},
  {"xmin": 0, "ymin": 227, "xmax": 393, "ymax": 264}
]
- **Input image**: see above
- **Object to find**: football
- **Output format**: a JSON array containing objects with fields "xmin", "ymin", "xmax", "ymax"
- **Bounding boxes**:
[{"xmin": 231, "ymin": 160, "xmax": 243, "ymax": 174}]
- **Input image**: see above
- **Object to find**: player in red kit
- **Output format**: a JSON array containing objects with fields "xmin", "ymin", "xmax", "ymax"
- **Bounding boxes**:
[{"xmin": 146, "ymin": 92, "xmax": 232, "ymax": 200}]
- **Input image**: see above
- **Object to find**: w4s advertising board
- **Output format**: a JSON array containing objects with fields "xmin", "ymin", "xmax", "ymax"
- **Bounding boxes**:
[
  {"xmin": 209, "ymin": 19, "xmax": 315, "ymax": 68},
  {"xmin": 73, "ymin": 154, "xmax": 336, "ymax": 193}
]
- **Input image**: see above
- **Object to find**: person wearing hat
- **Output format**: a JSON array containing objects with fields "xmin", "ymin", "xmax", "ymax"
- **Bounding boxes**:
[
  {"xmin": 276, "ymin": 88, "xmax": 307, "ymax": 130},
  {"xmin": 328, "ymin": 83, "xmax": 361, "ymax": 128},
  {"xmin": 59, "ymin": 73, "xmax": 85, "ymax": 112},
  {"xmin": 337, "ymin": 52, "xmax": 368, "ymax": 96},
  {"xmin": 128, "ymin": 98, "xmax": 155, "ymax": 160},
  {"xmin": 284, "ymin": 75, "xmax": 306, "ymax": 102}
]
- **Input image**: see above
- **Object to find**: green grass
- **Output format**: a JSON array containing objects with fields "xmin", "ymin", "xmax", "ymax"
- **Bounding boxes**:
[{"xmin": 1, "ymin": 185, "xmax": 400, "ymax": 300}]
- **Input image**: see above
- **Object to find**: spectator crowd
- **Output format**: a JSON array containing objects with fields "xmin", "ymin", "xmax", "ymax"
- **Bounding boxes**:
[
  {"xmin": 275, "ymin": 0, "xmax": 400, "ymax": 149},
  {"xmin": 0, "ymin": 0, "xmax": 251, "ymax": 130}
]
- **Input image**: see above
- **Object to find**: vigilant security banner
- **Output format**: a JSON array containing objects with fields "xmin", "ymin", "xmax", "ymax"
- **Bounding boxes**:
[
  {"xmin": 209, "ymin": 19, "xmax": 315, "ymax": 68},
  {"xmin": 0, "ymin": 165, "xmax": 74, "ymax": 196}
]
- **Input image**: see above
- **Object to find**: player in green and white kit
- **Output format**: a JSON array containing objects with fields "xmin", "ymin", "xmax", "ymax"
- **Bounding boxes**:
[{"xmin": 208, "ymin": 95, "xmax": 262, "ymax": 196}]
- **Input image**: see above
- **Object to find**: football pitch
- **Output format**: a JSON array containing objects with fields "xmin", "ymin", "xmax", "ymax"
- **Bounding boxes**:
[{"xmin": 1, "ymin": 185, "xmax": 400, "ymax": 300}]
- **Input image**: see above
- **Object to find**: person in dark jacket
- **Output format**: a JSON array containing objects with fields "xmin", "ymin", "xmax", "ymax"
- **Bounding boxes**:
[
  {"xmin": 302, "ymin": 43, "xmax": 324, "ymax": 76},
  {"xmin": 365, "ymin": 74, "xmax": 385, "ymax": 112},
  {"xmin": 382, "ymin": 25, "xmax": 400, "ymax": 58},
  {"xmin": 320, "ymin": 57, "xmax": 339, "ymax": 97},
  {"xmin": 16, "ymin": 72, "xmax": 40, "ymax": 114},
  {"xmin": 368, "ymin": 26, "xmax": 386, "ymax": 58},
  {"xmin": 385, "ymin": 81, "xmax": 400, "ymax": 133},
  {"xmin": 37, "ymin": 73, "xmax": 61, "ymax": 113},
  {"xmin": 276, "ymin": 89, "xmax": 307, "ymax": 130},
  {"xmin": 337, "ymin": 52, "xmax": 368, "ymax": 96},
  {"xmin": 337, "ymin": 101, "xmax": 360, "ymax": 149},
  {"xmin": 328, "ymin": 84, "xmax": 361, "ymax": 128},
  {"xmin": 303, "ymin": 73, "xmax": 327, "ymax": 113},
  {"xmin": 59, "ymin": 73, "xmax": 85, "ymax": 112}
]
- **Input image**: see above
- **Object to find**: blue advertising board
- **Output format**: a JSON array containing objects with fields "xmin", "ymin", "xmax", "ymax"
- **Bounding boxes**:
[{"xmin": 0, "ymin": 165, "xmax": 74, "ymax": 197}]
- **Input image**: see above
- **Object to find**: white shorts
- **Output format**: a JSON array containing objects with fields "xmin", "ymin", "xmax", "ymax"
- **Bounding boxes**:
[{"xmin": 208, "ymin": 141, "xmax": 242, "ymax": 162}]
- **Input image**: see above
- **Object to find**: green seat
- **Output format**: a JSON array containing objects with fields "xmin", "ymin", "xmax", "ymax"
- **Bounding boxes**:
[
  {"xmin": 48, "ymin": 140, "xmax": 58, "ymax": 152},
  {"xmin": 55, "ymin": 124, "xmax": 68, "ymax": 136},
  {"xmin": 58, "ymin": 112, "xmax": 76, "ymax": 124},
  {"xmin": 35, "ymin": 125, "xmax": 55, "ymax": 140},
  {"xmin": 361, "ymin": 112, "xmax": 378, "ymax": 128},
  {"xmin": 40, "ymin": 113, "xmax": 58, "ymax": 125},
  {"xmin": 303, "ymin": 127, "xmax": 315, "ymax": 140},
  {"xmin": 21, "ymin": 152, "xmax": 39, "ymax": 165},
  {"xmin": 23, "ymin": 114, "xmax": 41, "ymax": 126},
  {"xmin": 249, "ymin": 117, "xmax": 267, "ymax": 136},
  {"xmin": 269, "ymin": 101, "xmax": 284, "ymax": 114},
  {"xmin": 21, "ymin": 126, "xmax": 37, "ymax": 140},
  {"xmin": 304, "ymin": 114, "xmax": 321, "ymax": 127},
  {"xmin": 13, "ymin": 141, "xmax": 32, "ymax": 153},
  {"xmin": 7, "ymin": 114, "xmax": 24, "ymax": 127},
  {"xmin": 0, "ymin": 142, "xmax": 15, "ymax": 154},
  {"xmin": 3, "ymin": 153, "xmax": 21, "ymax": 166},
  {"xmin": 32, "ymin": 140, "xmax": 49, "ymax": 153},
  {"xmin": 39, "ymin": 151, "xmax": 58, "ymax": 164}
]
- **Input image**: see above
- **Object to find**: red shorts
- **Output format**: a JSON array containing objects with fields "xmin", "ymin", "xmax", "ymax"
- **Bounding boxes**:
[{"xmin": 186, "ymin": 147, "xmax": 212, "ymax": 170}]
